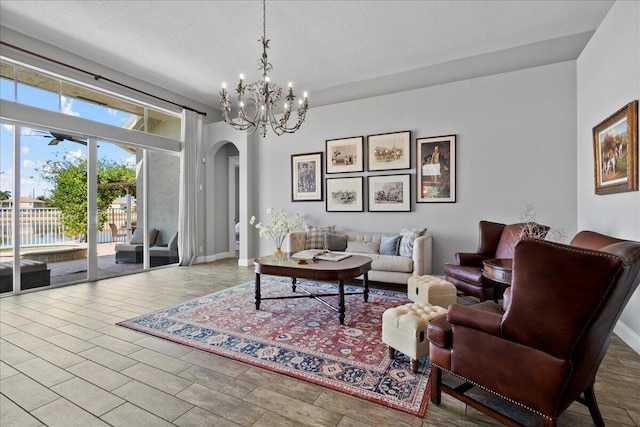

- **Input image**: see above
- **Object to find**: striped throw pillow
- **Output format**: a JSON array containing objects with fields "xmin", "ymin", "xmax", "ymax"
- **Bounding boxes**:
[{"xmin": 398, "ymin": 228, "xmax": 427, "ymax": 257}]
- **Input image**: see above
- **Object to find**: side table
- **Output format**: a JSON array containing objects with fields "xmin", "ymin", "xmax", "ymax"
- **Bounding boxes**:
[{"xmin": 482, "ymin": 258, "xmax": 513, "ymax": 285}]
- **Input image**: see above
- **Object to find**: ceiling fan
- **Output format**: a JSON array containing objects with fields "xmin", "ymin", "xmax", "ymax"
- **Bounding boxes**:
[{"xmin": 33, "ymin": 130, "xmax": 87, "ymax": 146}]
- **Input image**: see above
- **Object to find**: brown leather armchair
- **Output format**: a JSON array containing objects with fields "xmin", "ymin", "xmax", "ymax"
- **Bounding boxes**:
[
  {"xmin": 444, "ymin": 220, "xmax": 549, "ymax": 302},
  {"xmin": 429, "ymin": 231, "xmax": 640, "ymax": 427}
]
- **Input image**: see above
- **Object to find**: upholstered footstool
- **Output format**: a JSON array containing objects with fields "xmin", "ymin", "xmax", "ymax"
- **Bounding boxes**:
[
  {"xmin": 382, "ymin": 302, "xmax": 448, "ymax": 373},
  {"xmin": 408, "ymin": 275, "xmax": 457, "ymax": 308}
]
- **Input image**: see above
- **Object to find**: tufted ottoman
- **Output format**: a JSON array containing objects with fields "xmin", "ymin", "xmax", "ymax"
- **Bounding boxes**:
[
  {"xmin": 407, "ymin": 275, "xmax": 457, "ymax": 308},
  {"xmin": 382, "ymin": 302, "xmax": 448, "ymax": 373}
]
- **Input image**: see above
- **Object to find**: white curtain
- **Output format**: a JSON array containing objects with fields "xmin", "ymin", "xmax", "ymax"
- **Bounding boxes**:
[{"xmin": 178, "ymin": 110, "xmax": 203, "ymax": 265}]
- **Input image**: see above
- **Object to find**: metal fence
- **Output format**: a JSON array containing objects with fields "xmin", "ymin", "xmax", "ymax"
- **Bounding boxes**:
[{"xmin": 0, "ymin": 207, "xmax": 136, "ymax": 248}]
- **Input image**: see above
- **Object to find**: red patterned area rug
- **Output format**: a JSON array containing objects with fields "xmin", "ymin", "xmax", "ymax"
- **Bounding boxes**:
[{"xmin": 117, "ymin": 277, "xmax": 431, "ymax": 416}]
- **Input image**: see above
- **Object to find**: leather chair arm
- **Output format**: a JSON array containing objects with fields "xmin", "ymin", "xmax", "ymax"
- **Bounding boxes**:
[
  {"xmin": 427, "ymin": 314, "xmax": 452, "ymax": 348},
  {"xmin": 455, "ymin": 252, "xmax": 487, "ymax": 267},
  {"xmin": 447, "ymin": 302, "xmax": 504, "ymax": 337}
]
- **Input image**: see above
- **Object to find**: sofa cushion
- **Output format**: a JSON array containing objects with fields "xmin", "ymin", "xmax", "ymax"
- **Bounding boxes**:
[
  {"xmin": 346, "ymin": 241, "xmax": 380, "ymax": 254},
  {"xmin": 0, "ymin": 259, "xmax": 47, "ymax": 275},
  {"xmin": 115, "ymin": 244, "xmax": 144, "ymax": 253},
  {"xmin": 380, "ymin": 234, "xmax": 401, "ymax": 256},
  {"xmin": 368, "ymin": 254, "xmax": 413, "ymax": 273},
  {"xmin": 324, "ymin": 233, "xmax": 347, "ymax": 251},
  {"xmin": 149, "ymin": 246, "xmax": 170, "ymax": 257},
  {"xmin": 304, "ymin": 224, "xmax": 335, "ymax": 249},
  {"xmin": 130, "ymin": 227, "xmax": 159, "ymax": 245},
  {"xmin": 399, "ymin": 228, "xmax": 427, "ymax": 257}
]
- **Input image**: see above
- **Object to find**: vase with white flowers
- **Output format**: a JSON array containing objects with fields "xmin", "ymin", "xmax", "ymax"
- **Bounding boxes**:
[{"xmin": 250, "ymin": 208, "xmax": 304, "ymax": 256}]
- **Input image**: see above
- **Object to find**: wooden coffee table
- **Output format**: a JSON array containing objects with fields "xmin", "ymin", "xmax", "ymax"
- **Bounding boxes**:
[{"xmin": 254, "ymin": 253, "xmax": 372, "ymax": 324}]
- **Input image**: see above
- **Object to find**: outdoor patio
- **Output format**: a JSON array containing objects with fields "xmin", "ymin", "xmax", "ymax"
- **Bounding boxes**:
[{"xmin": 48, "ymin": 242, "xmax": 147, "ymax": 285}]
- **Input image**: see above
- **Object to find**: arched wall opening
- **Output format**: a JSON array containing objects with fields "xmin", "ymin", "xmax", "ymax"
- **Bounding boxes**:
[{"xmin": 200, "ymin": 123, "xmax": 253, "ymax": 266}]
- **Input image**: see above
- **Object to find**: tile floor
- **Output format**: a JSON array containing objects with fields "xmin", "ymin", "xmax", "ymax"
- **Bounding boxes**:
[{"xmin": 1, "ymin": 258, "xmax": 639, "ymax": 426}]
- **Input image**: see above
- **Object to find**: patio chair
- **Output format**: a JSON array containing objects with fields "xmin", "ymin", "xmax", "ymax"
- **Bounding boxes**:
[
  {"xmin": 150, "ymin": 231, "xmax": 179, "ymax": 267},
  {"xmin": 115, "ymin": 228, "xmax": 159, "ymax": 263},
  {"xmin": 108, "ymin": 223, "xmax": 127, "ymax": 243}
]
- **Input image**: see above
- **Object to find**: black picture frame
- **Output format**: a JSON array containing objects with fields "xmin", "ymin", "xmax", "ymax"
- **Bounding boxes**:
[
  {"xmin": 326, "ymin": 136, "xmax": 364, "ymax": 174},
  {"xmin": 291, "ymin": 152, "xmax": 323, "ymax": 201},
  {"xmin": 368, "ymin": 174, "xmax": 411, "ymax": 212},
  {"xmin": 326, "ymin": 176, "xmax": 364, "ymax": 212},
  {"xmin": 367, "ymin": 130, "xmax": 411, "ymax": 171}
]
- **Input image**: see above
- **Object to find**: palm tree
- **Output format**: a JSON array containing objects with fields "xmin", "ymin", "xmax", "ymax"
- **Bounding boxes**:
[{"xmin": 0, "ymin": 190, "xmax": 11, "ymax": 200}]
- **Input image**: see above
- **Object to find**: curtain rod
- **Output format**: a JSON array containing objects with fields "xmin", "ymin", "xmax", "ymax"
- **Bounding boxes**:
[{"xmin": 1, "ymin": 41, "xmax": 207, "ymax": 116}]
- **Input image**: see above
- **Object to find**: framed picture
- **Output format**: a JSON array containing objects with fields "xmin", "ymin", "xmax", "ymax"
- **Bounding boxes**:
[
  {"xmin": 593, "ymin": 100, "xmax": 638, "ymax": 195},
  {"xmin": 326, "ymin": 136, "xmax": 364, "ymax": 174},
  {"xmin": 291, "ymin": 152, "xmax": 323, "ymax": 201},
  {"xmin": 416, "ymin": 134, "xmax": 456, "ymax": 203},
  {"xmin": 368, "ymin": 174, "xmax": 411, "ymax": 212},
  {"xmin": 326, "ymin": 177, "xmax": 364, "ymax": 212},
  {"xmin": 367, "ymin": 130, "xmax": 411, "ymax": 171}
]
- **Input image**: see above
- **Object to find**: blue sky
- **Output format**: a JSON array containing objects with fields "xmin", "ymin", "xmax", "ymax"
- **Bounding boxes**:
[{"xmin": 1, "ymin": 80, "xmax": 136, "ymax": 199}]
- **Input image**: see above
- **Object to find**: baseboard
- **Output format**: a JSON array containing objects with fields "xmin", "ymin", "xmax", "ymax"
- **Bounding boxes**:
[
  {"xmin": 194, "ymin": 252, "xmax": 236, "ymax": 264},
  {"xmin": 238, "ymin": 258, "xmax": 254, "ymax": 267},
  {"xmin": 192, "ymin": 253, "xmax": 253, "ymax": 267},
  {"xmin": 614, "ymin": 321, "xmax": 640, "ymax": 355}
]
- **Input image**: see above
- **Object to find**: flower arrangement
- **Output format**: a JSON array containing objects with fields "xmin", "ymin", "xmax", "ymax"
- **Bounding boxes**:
[{"xmin": 250, "ymin": 208, "xmax": 303, "ymax": 253}]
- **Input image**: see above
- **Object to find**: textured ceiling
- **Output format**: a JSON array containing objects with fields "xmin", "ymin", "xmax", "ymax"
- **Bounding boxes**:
[{"xmin": 0, "ymin": 1, "xmax": 614, "ymax": 110}]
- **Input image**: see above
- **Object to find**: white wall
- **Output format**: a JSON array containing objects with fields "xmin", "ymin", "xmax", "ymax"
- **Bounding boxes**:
[
  {"xmin": 247, "ymin": 61, "xmax": 578, "ymax": 274},
  {"xmin": 577, "ymin": 1, "xmax": 640, "ymax": 353}
]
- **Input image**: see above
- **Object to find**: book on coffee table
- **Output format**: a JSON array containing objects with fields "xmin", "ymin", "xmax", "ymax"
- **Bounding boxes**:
[
  {"xmin": 316, "ymin": 252, "xmax": 351, "ymax": 262},
  {"xmin": 291, "ymin": 250, "xmax": 327, "ymax": 260},
  {"xmin": 291, "ymin": 250, "xmax": 351, "ymax": 261}
]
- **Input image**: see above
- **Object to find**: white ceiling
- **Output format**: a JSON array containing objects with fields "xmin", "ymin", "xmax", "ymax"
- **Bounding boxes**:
[{"xmin": 0, "ymin": 1, "xmax": 614, "ymax": 110}]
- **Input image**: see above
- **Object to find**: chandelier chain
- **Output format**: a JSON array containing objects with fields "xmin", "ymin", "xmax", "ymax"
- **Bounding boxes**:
[{"xmin": 219, "ymin": 0, "xmax": 309, "ymax": 137}]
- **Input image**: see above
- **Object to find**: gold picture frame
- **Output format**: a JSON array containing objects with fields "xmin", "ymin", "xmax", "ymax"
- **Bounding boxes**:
[{"xmin": 593, "ymin": 100, "xmax": 638, "ymax": 195}]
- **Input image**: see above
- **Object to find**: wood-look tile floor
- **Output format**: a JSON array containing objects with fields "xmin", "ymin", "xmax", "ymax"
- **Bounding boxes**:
[{"xmin": 1, "ymin": 258, "xmax": 639, "ymax": 426}]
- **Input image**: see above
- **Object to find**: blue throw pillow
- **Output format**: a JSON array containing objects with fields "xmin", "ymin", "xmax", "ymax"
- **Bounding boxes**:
[
  {"xmin": 380, "ymin": 235, "xmax": 401, "ymax": 256},
  {"xmin": 399, "ymin": 228, "xmax": 427, "ymax": 257}
]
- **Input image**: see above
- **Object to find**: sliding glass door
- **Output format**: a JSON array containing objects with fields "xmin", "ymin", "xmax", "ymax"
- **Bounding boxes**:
[{"xmin": 1, "ymin": 123, "xmax": 89, "ymax": 293}]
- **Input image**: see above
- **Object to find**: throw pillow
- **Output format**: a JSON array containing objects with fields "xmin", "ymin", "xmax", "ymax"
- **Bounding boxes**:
[
  {"xmin": 168, "ymin": 231, "xmax": 179, "ymax": 251},
  {"xmin": 380, "ymin": 234, "xmax": 401, "ymax": 256},
  {"xmin": 346, "ymin": 241, "xmax": 380, "ymax": 254},
  {"xmin": 304, "ymin": 224, "xmax": 335, "ymax": 249},
  {"xmin": 130, "ymin": 228, "xmax": 144, "ymax": 244},
  {"xmin": 399, "ymin": 228, "xmax": 427, "ymax": 257},
  {"xmin": 130, "ymin": 228, "xmax": 158, "ymax": 245},
  {"xmin": 324, "ymin": 233, "xmax": 348, "ymax": 251}
]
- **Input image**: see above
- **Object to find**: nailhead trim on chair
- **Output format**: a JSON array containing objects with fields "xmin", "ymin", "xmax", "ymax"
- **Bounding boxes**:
[{"xmin": 431, "ymin": 362, "xmax": 553, "ymax": 420}]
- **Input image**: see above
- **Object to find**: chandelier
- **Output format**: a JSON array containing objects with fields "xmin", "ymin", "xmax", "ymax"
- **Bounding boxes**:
[{"xmin": 220, "ymin": 0, "xmax": 309, "ymax": 137}]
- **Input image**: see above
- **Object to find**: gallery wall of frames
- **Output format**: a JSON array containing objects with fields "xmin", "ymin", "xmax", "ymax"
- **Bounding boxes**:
[{"xmin": 291, "ymin": 130, "xmax": 457, "ymax": 212}]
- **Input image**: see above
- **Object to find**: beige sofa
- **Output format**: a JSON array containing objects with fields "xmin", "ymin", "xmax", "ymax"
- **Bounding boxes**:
[{"xmin": 286, "ymin": 229, "xmax": 432, "ymax": 285}]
